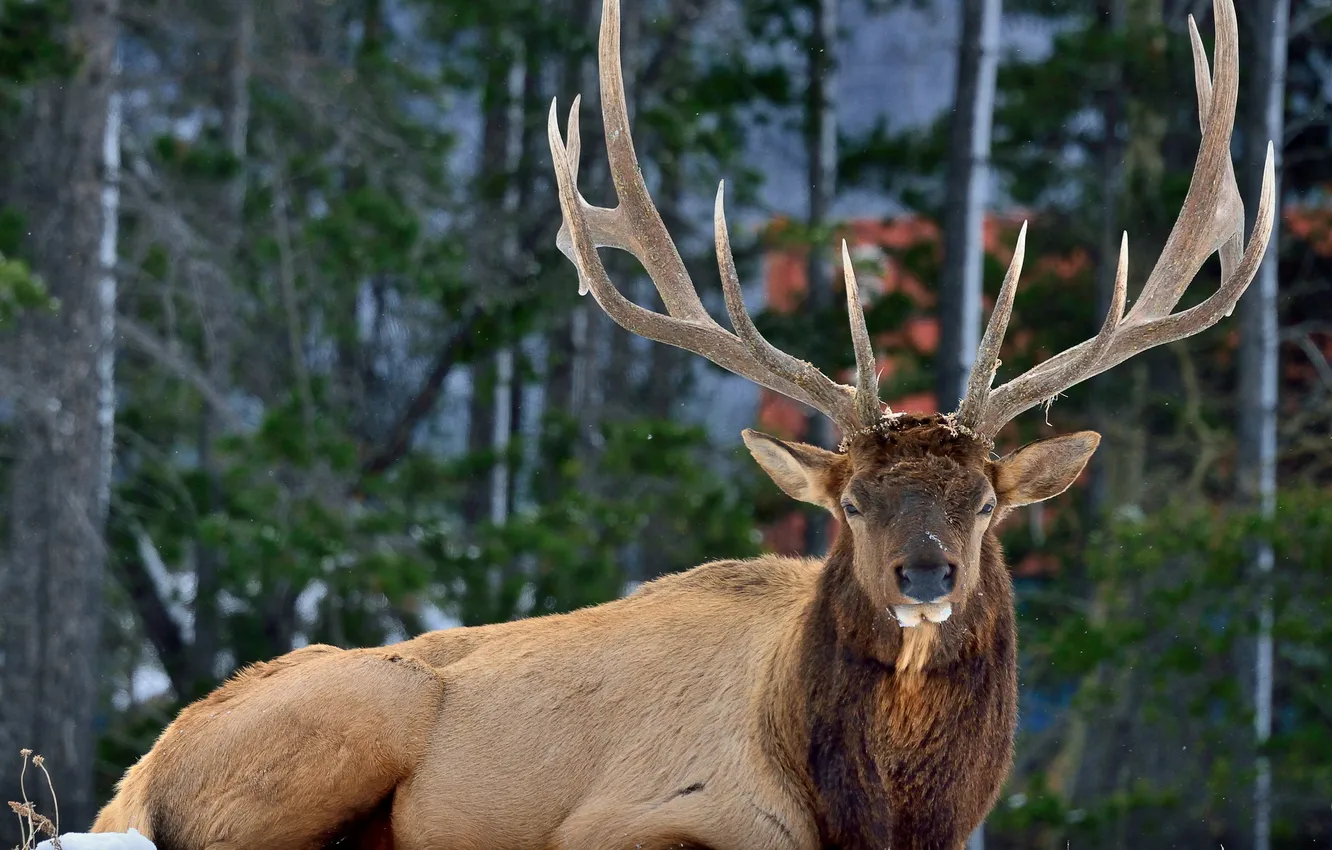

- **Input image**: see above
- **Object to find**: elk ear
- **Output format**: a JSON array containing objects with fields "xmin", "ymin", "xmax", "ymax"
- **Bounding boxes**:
[
  {"xmin": 992, "ymin": 431, "xmax": 1101, "ymax": 508},
  {"xmin": 742, "ymin": 429, "xmax": 841, "ymax": 509}
]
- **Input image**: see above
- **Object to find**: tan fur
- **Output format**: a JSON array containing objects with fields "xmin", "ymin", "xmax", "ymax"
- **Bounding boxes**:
[
  {"xmin": 896, "ymin": 624, "xmax": 939, "ymax": 677},
  {"xmin": 94, "ymin": 644, "xmax": 448, "ymax": 849},
  {"xmin": 93, "ymin": 417, "xmax": 1098, "ymax": 850}
]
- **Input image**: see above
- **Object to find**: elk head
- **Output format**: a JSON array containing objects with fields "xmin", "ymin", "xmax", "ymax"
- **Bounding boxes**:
[
  {"xmin": 548, "ymin": 0, "xmax": 1273, "ymax": 627},
  {"xmin": 740, "ymin": 415, "xmax": 1100, "ymax": 626}
]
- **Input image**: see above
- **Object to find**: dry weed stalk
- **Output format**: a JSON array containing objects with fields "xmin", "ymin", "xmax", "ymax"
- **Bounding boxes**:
[{"xmin": 8, "ymin": 750, "xmax": 60, "ymax": 850}]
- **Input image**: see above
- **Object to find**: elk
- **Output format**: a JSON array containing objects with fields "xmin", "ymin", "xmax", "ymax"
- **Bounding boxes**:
[{"xmin": 92, "ymin": 1, "xmax": 1272, "ymax": 848}]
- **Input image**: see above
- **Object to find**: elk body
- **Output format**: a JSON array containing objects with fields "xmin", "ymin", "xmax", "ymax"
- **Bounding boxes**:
[{"xmin": 92, "ymin": 1, "xmax": 1273, "ymax": 848}]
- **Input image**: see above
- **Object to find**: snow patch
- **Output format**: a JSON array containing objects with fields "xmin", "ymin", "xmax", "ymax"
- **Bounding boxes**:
[{"xmin": 36, "ymin": 830, "xmax": 155, "ymax": 850}]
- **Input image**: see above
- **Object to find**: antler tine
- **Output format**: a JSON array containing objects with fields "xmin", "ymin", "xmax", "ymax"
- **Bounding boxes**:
[
  {"xmin": 974, "ymin": 232, "xmax": 1128, "ymax": 435},
  {"xmin": 969, "ymin": 0, "xmax": 1274, "ymax": 440},
  {"xmin": 715, "ymin": 186, "xmax": 859, "ymax": 427},
  {"xmin": 1078, "ymin": 230, "xmax": 1131, "ymax": 368},
  {"xmin": 1186, "ymin": 11, "xmax": 1246, "ymax": 302},
  {"xmin": 1125, "ymin": 0, "xmax": 1244, "ymax": 322},
  {"xmin": 593, "ymin": 0, "xmax": 713, "ymax": 322},
  {"xmin": 956, "ymin": 222, "xmax": 1026, "ymax": 429},
  {"xmin": 841, "ymin": 240, "xmax": 884, "ymax": 425},
  {"xmin": 553, "ymin": 94, "xmax": 639, "ymax": 294},
  {"xmin": 1189, "ymin": 13, "xmax": 1213, "ymax": 129},
  {"xmin": 548, "ymin": 0, "xmax": 871, "ymax": 433}
]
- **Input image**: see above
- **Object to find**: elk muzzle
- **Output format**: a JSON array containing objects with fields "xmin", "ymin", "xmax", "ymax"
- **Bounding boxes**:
[
  {"xmin": 896, "ymin": 554, "xmax": 955, "ymax": 603},
  {"xmin": 891, "ymin": 552, "xmax": 956, "ymax": 627}
]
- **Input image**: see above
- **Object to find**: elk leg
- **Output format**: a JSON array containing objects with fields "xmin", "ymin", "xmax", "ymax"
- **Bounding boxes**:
[{"xmin": 94, "ymin": 645, "xmax": 445, "ymax": 850}]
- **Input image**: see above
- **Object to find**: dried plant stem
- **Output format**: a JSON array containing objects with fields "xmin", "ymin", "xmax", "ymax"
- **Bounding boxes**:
[
  {"xmin": 35, "ymin": 756, "xmax": 60, "ymax": 847},
  {"xmin": 8, "ymin": 751, "xmax": 61, "ymax": 850},
  {"xmin": 17, "ymin": 750, "xmax": 33, "ymax": 850},
  {"xmin": 17, "ymin": 751, "xmax": 30, "ymax": 821}
]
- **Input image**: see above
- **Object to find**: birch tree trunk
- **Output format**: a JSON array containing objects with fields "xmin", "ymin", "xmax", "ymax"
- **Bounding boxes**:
[
  {"xmin": 1237, "ymin": 3, "xmax": 1288, "ymax": 849},
  {"xmin": 802, "ymin": 0, "xmax": 839, "ymax": 557},
  {"xmin": 0, "ymin": 0, "xmax": 120, "ymax": 831},
  {"xmin": 936, "ymin": 1, "xmax": 1002, "ymax": 846},
  {"xmin": 935, "ymin": 0, "xmax": 1001, "ymax": 416}
]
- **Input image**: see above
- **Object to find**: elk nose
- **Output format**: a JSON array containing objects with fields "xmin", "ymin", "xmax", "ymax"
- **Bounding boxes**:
[{"xmin": 896, "ymin": 557, "xmax": 956, "ymax": 603}]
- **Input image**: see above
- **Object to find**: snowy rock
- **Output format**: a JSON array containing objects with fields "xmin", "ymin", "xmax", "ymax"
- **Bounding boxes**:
[{"xmin": 34, "ymin": 829, "xmax": 156, "ymax": 850}]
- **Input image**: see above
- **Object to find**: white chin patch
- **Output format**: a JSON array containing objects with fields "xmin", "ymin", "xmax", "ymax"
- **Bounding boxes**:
[{"xmin": 892, "ymin": 602, "xmax": 953, "ymax": 628}]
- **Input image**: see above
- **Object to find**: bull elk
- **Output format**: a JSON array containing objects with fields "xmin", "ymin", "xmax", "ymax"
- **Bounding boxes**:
[{"xmin": 92, "ymin": 1, "xmax": 1273, "ymax": 847}]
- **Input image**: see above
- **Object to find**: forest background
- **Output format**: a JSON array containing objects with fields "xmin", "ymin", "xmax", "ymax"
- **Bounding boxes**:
[{"xmin": 1, "ymin": 0, "xmax": 1329, "ymax": 847}]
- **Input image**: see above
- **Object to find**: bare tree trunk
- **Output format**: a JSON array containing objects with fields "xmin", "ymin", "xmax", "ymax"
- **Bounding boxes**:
[
  {"xmin": 543, "ymin": 0, "xmax": 597, "ymax": 502},
  {"xmin": 802, "ymin": 0, "xmax": 839, "ymax": 557},
  {"xmin": 465, "ymin": 364, "xmax": 497, "ymax": 526},
  {"xmin": 0, "ymin": 0, "xmax": 120, "ymax": 831},
  {"xmin": 1087, "ymin": 0, "xmax": 1126, "ymax": 524},
  {"xmin": 509, "ymin": 30, "xmax": 544, "ymax": 523},
  {"xmin": 936, "ymin": 0, "xmax": 1001, "ymax": 416},
  {"xmin": 464, "ymin": 26, "xmax": 518, "ymax": 528},
  {"xmin": 1237, "ymin": 3, "xmax": 1287, "ymax": 849},
  {"xmin": 937, "ymin": 2, "xmax": 1001, "ymax": 847},
  {"xmin": 491, "ymin": 37, "xmax": 526, "ymax": 528},
  {"xmin": 193, "ymin": 0, "xmax": 252, "ymax": 693}
]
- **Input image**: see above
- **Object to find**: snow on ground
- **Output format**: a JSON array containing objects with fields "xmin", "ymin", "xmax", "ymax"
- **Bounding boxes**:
[{"xmin": 35, "ymin": 829, "xmax": 155, "ymax": 850}]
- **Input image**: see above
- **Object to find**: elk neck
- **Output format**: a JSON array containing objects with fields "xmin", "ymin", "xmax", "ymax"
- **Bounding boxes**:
[{"xmin": 765, "ymin": 515, "xmax": 1018, "ymax": 847}]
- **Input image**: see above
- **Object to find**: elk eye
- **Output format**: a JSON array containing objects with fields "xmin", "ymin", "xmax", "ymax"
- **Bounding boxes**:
[
  {"xmin": 978, "ymin": 502, "xmax": 995, "ymax": 516},
  {"xmin": 842, "ymin": 502, "xmax": 861, "ymax": 517}
]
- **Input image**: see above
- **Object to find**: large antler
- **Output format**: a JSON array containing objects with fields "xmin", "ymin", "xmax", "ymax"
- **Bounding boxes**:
[
  {"xmin": 957, "ymin": 0, "xmax": 1276, "ymax": 441},
  {"xmin": 547, "ymin": 0, "xmax": 883, "ymax": 435}
]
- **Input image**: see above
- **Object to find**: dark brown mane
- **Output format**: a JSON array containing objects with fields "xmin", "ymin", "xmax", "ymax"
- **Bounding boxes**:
[{"xmin": 795, "ymin": 415, "xmax": 1018, "ymax": 849}]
